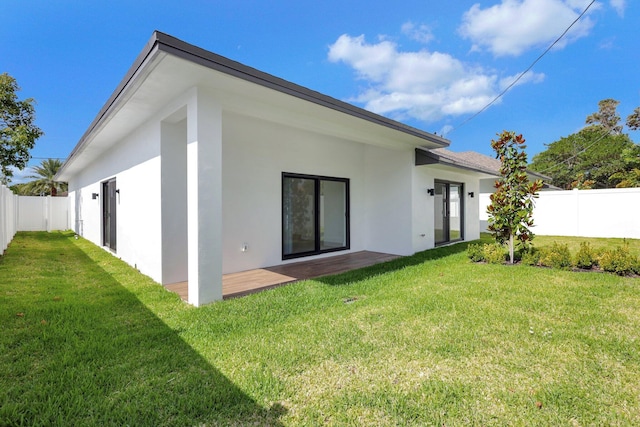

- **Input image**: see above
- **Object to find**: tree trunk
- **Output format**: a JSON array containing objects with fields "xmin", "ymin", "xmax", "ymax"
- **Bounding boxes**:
[{"xmin": 508, "ymin": 234, "xmax": 515, "ymax": 264}]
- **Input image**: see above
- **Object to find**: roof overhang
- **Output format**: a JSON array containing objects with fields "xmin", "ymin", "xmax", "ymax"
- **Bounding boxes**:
[
  {"xmin": 56, "ymin": 31, "xmax": 450, "ymax": 181},
  {"xmin": 415, "ymin": 148, "xmax": 498, "ymax": 178}
]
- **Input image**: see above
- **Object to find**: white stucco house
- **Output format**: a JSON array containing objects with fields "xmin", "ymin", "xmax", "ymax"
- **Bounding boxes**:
[{"xmin": 56, "ymin": 32, "xmax": 494, "ymax": 306}]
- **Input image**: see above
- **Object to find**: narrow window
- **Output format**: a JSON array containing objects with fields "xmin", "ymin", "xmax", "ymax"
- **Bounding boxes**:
[
  {"xmin": 282, "ymin": 173, "xmax": 349, "ymax": 259},
  {"xmin": 102, "ymin": 178, "xmax": 117, "ymax": 251}
]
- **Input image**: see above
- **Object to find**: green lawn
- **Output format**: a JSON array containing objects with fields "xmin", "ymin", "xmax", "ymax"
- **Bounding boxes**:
[{"xmin": 1, "ymin": 232, "xmax": 639, "ymax": 426}]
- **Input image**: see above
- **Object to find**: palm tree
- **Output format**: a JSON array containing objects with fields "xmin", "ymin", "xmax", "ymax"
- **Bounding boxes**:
[{"xmin": 20, "ymin": 159, "xmax": 68, "ymax": 196}]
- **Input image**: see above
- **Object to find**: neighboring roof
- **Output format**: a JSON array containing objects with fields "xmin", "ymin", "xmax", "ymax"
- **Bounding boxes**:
[
  {"xmin": 56, "ymin": 31, "xmax": 449, "ymax": 181},
  {"xmin": 417, "ymin": 148, "xmax": 552, "ymax": 182}
]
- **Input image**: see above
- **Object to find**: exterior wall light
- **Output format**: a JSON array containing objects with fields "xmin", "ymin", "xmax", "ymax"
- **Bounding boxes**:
[
  {"xmin": 468, "ymin": 192, "xmax": 474, "ymax": 198},
  {"xmin": 427, "ymin": 188, "xmax": 435, "ymax": 196}
]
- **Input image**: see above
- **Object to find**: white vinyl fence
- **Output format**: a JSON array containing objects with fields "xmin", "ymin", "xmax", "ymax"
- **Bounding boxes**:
[
  {"xmin": 1, "ymin": 189, "xmax": 69, "ymax": 255},
  {"xmin": 1, "ymin": 184, "xmax": 18, "ymax": 255},
  {"xmin": 481, "ymin": 187, "xmax": 640, "ymax": 239},
  {"xmin": 532, "ymin": 188, "xmax": 640, "ymax": 239},
  {"xmin": 17, "ymin": 196, "xmax": 68, "ymax": 232}
]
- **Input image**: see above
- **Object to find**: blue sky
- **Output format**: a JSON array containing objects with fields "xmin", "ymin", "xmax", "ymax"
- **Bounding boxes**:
[{"xmin": 3, "ymin": 0, "xmax": 638, "ymax": 183}]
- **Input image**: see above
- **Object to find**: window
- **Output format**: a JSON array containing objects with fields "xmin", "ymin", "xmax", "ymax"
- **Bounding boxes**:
[{"xmin": 282, "ymin": 173, "xmax": 349, "ymax": 259}]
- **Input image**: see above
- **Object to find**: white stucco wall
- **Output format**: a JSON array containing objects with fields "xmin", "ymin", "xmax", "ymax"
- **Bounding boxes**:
[
  {"xmin": 67, "ymin": 86, "xmax": 484, "ymax": 288},
  {"xmin": 364, "ymin": 145, "xmax": 415, "ymax": 256},
  {"xmin": 221, "ymin": 111, "xmax": 383, "ymax": 273},
  {"xmin": 221, "ymin": 111, "xmax": 483, "ymax": 273},
  {"xmin": 67, "ymin": 118, "xmax": 163, "ymax": 283},
  {"xmin": 412, "ymin": 165, "xmax": 481, "ymax": 252}
]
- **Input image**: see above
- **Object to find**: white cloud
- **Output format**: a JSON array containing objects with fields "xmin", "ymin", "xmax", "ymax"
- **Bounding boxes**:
[
  {"xmin": 458, "ymin": 0, "xmax": 598, "ymax": 57},
  {"xmin": 439, "ymin": 124, "xmax": 454, "ymax": 136},
  {"xmin": 401, "ymin": 22, "xmax": 434, "ymax": 44},
  {"xmin": 610, "ymin": 0, "xmax": 626, "ymax": 16},
  {"xmin": 328, "ymin": 34, "xmax": 544, "ymax": 122},
  {"xmin": 4, "ymin": 166, "xmax": 34, "ymax": 185}
]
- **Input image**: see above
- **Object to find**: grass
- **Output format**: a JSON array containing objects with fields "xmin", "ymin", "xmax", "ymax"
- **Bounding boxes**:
[
  {"xmin": 1, "ymin": 231, "xmax": 639, "ymax": 426},
  {"xmin": 532, "ymin": 234, "xmax": 640, "ymax": 256}
]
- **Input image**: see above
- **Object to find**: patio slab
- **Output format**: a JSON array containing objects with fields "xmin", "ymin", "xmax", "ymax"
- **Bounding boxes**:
[{"xmin": 165, "ymin": 250, "xmax": 400, "ymax": 301}]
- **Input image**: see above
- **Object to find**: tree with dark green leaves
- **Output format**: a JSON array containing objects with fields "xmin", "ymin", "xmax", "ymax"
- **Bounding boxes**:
[
  {"xmin": 530, "ymin": 99, "xmax": 639, "ymax": 189},
  {"xmin": 1, "ymin": 73, "xmax": 43, "ymax": 182},
  {"xmin": 487, "ymin": 131, "xmax": 543, "ymax": 264},
  {"xmin": 609, "ymin": 145, "xmax": 640, "ymax": 188},
  {"xmin": 18, "ymin": 158, "xmax": 67, "ymax": 196}
]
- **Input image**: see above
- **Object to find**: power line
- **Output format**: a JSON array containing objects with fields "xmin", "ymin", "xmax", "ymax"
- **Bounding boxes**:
[
  {"xmin": 533, "ymin": 126, "xmax": 616, "ymax": 175},
  {"xmin": 446, "ymin": 0, "xmax": 597, "ymax": 135}
]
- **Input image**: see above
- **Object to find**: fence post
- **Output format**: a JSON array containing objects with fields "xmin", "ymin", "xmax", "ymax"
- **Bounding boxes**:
[
  {"xmin": 46, "ymin": 196, "xmax": 52, "ymax": 232},
  {"xmin": 0, "ymin": 184, "xmax": 18, "ymax": 254},
  {"xmin": 1, "ymin": 185, "xmax": 5, "ymax": 254}
]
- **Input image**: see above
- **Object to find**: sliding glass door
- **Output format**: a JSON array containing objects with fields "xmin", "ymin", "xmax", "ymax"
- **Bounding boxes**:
[
  {"xmin": 434, "ymin": 180, "xmax": 463, "ymax": 245},
  {"xmin": 283, "ymin": 173, "xmax": 349, "ymax": 259}
]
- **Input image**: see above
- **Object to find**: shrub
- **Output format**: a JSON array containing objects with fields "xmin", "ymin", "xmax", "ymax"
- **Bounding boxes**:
[
  {"xmin": 574, "ymin": 242, "xmax": 597, "ymax": 269},
  {"xmin": 467, "ymin": 243, "xmax": 485, "ymax": 262},
  {"xmin": 521, "ymin": 247, "xmax": 541, "ymax": 266},
  {"xmin": 539, "ymin": 242, "xmax": 572, "ymax": 269},
  {"xmin": 599, "ymin": 245, "xmax": 639, "ymax": 276},
  {"xmin": 483, "ymin": 243, "xmax": 506, "ymax": 264}
]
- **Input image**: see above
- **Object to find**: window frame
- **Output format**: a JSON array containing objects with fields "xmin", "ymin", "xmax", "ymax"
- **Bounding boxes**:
[{"xmin": 281, "ymin": 172, "xmax": 350, "ymax": 260}]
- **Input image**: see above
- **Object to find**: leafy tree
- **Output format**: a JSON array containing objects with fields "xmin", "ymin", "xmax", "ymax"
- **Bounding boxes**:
[
  {"xmin": 627, "ymin": 107, "xmax": 640, "ymax": 130},
  {"xmin": 530, "ymin": 128, "xmax": 634, "ymax": 189},
  {"xmin": 585, "ymin": 98, "xmax": 622, "ymax": 134},
  {"xmin": 0, "ymin": 73, "xmax": 44, "ymax": 180},
  {"xmin": 19, "ymin": 158, "xmax": 67, "ymax": 196},
  {"xmin": 9, "ymin": 183, "xmax": 25, "ymax": 194},
  {"xmin": 487, "ymin": 131, "xmax": 543, "ymax": 264},
  {"xmin": 570, "ymin": 172, "xmax": 595, "ymax": 190},
  {"xmin": 609, "ymin": 145, "xmax": 640, "ymax": 188},
  {"xmin": 530, "ymin": 98, "xmax": 639, "ymax": 189}
]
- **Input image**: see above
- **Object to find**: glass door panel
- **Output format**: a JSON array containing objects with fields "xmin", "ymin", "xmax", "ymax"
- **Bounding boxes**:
[
  {"xmin": 283, "ymin": 177, "xmax": 316, "ymax": 256},
  {"xmin": 434, "ymin": 182, "xmax": 446, "ymax": 244},
  {"xmin": 449, "ymin": 184, "xmax": 462, "ymax": 241},
  {"xmin": 320, "ymin": 180, "xmax": 347, "ymax": 250},
  {"xmin": 283, "ymin": 173, "xmax": 350, "ymax": 259},
  {"xmin": 434, "ymin": 181, "xmax": 464, "ymax": 245}
]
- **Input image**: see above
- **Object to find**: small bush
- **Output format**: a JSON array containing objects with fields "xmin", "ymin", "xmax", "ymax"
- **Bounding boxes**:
[
  {"xmin": 539, "ymin": 242, "xmax": 572, "ymax": 269},
  {"xmin": 521, "ymin": 247, "xmax": 541, "ymax": 266},
  {"xmin": 574, "ymin": 242, "xmax": 597, "ymax": 269},
  {"xmin": 599, "ymin": 245, "xmax": 639, "ymax": 276},
  {"xmin": 467, "ymin": 243, "xmax": 485, "ymax": 262},
  {"xmin": 483, "ymin": 243, "xmax": 506, "ymax": 264}
]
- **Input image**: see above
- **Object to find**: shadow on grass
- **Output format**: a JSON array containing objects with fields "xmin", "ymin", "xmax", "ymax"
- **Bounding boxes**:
[
  {"xmin": 0, "ymin": 232, "xmax": 283, "ymax": 426},
  {"xmin": 317, "ymin": 238, "xmax": 482, "ymax": 287}
]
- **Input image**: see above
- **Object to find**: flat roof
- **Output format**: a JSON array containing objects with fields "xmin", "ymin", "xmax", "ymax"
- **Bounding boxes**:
[{"xmin": 57, "ymin": 31, "xmax": 449, "ymax": 180}]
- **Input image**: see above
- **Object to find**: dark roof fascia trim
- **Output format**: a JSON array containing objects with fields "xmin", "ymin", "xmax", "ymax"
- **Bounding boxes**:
[
  {"xmin": 58, "ymin": 31, "xmax": 450, "ymax": 180},
  {"xmin": 153, "ymin": 32, "xmax": 449, "ymax": 147},
  {"xmin": 415, "ymin": 148, "xmax": 498, "ymax": 176},
  {"xmin": 56, "ymin": 36, "xmax": 164, "ymax": 180},
  {"xmin": 416, "ymin": 149, "xmax": 553, "ymax": 181}
]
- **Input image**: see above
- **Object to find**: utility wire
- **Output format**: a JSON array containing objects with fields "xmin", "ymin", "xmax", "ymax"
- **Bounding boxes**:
[
  {"xmin": 533, "ymin": 126, "xmax": 616, "ymax": 175},
  {"xmin": 445, "ymin": 0, "xmax": 597, "ymax": 135}
]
